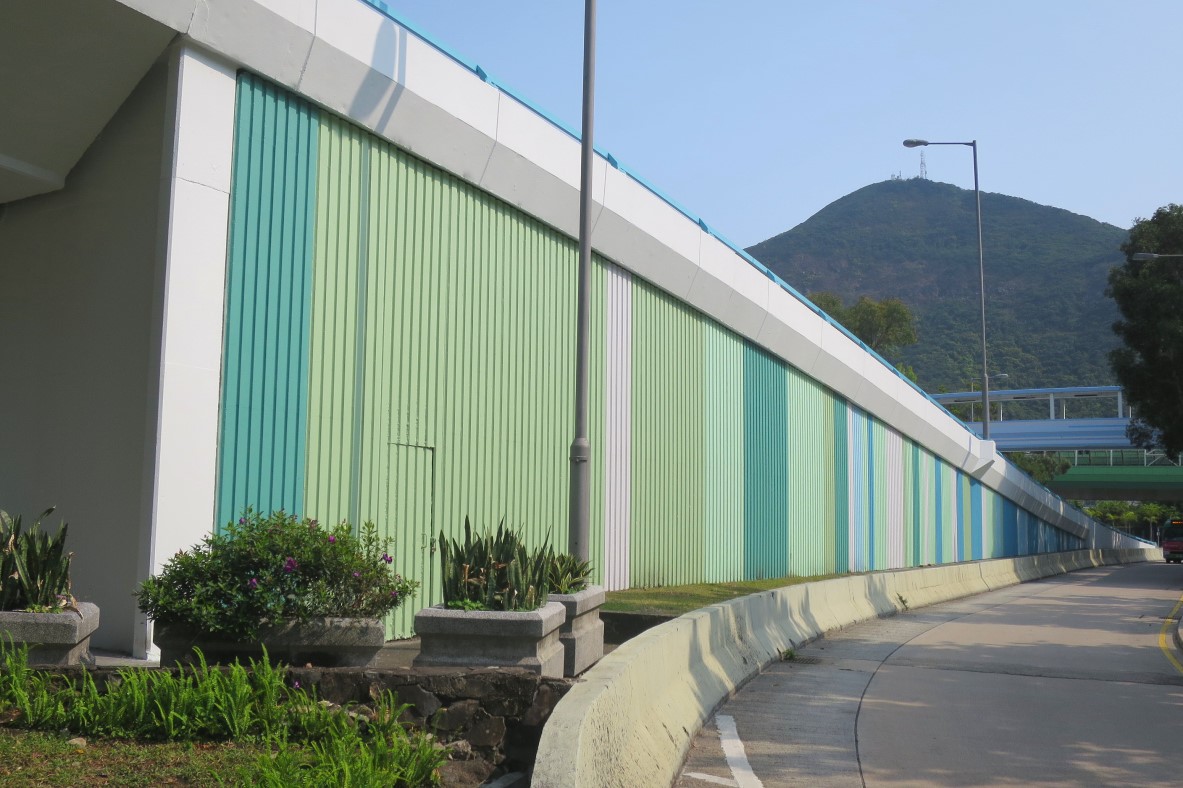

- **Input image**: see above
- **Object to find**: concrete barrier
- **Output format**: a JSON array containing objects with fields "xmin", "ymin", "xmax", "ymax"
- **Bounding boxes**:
[{"xmin": 532, "ymin": 548, "xmax": 1157, "ymax": 788}]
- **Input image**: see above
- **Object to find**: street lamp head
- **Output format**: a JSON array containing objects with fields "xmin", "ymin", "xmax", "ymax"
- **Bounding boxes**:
[
  {"xmin": 1132, "ymin": 253, "xmax": 1157, "ymax": 261},
  {"xmin": 903, "ymin": 139, "xmax": 929, "ymax": 148}
]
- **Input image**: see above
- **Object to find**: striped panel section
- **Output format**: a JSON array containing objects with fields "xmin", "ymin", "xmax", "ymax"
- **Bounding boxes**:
[
  {"xmin": 787, "ymin": 368, "xmax": 831, "ymax": 577},
  {"xmin": 743, "ymin": 343, "xmax": 788, "ymax": 580},
  {"xmin": 631, "ymin": 282, "xmax": 705, "ymax": 587},
  {"xmin": 603, "ymin": 265, "xmax": 633, "ymax": 590},
  {"xmin": 216, "ymin": 73, "xmax": 318, "ymax": 529},
  {"xmin": 588, "ymin": 259, "xmax": 608, "ymax": 588},
  {"xmin": 703, "ymin": 323, "xmax": 745, "ymax": 582},
  {"xmin": 970, "ymin": 481, "xmax": 984, "ymax": 560}
]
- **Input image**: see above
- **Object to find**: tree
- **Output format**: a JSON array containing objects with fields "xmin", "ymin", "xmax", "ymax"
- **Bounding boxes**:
[
  {"xmin": 1004, "ymin": 452, "xmax": 1070, "ymax": 485},
  {"xmin": 1107, "ymin": 204, "xmax": 1183, "ymax": 454},
  {"xmin": 809, "ymin": 292, "xmax": 919, "ymax": 359}
]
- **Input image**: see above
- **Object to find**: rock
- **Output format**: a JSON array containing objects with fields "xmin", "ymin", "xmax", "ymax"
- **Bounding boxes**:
[
  {"xmin": 439, "ymin": 756, "xmax": 495, "ymax": 787},
  {"xmin": 466, "ymin": 715, "xmax": 506, "ymax": 748},
  {"xmin": 431, "ymin": 699, "xmax": 480, "ymax": 731},
  {"xmin": 66, "ymin": 737, "xmax": 86, "ymax": 748}
]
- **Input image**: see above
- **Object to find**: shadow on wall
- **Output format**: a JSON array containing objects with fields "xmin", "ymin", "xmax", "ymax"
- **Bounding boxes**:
[{"xmin": 349, "ymin": 19, "xmax": 407, "ymax": 141}]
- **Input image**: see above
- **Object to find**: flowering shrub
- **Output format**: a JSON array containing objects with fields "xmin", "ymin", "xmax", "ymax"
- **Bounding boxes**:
[{"xmin": 136, "ymin": 510, "xmax": 418, "ymax": 640}]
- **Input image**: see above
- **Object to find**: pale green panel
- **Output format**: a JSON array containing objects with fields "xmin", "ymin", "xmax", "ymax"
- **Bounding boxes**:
[
  {"xmin": 631, "ymin": 282, "xmax": 705, "ymax": 588},
  {"xmin": 903, "ymin": 442, "xmax": 916, "ymax": 568},
  {"xmin": 871, "ymin": 420, "xmax": 889, "ymax": 569},
  {"xmin": 941, "ymin": 461, "xmax": 957, "ymax": 564},
  {"xmin": 305, "ymin": 114, "xmax": 366, "ymax": 526},
  {"xmin": 385, "ymin": 444, "xmax": 434, "ymax": 638},
  {"xmin": 787, "ymin": 367, "xmax": 831, "ymax": 577},
  {"xmin": 703, "ymin": 322, "xmax": 745, "ymax": 583},
  {"xmin": 386, "ymin": 155, "xmax": 574, "ymax": 571}
]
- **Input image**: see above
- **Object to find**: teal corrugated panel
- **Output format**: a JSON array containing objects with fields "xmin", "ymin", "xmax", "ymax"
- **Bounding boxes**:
[
  {"xmin": 217, "ymin": 72, "xmax": 318, "ymax": 529},
  {"xmin": 744, "ymin": 343, "xmax": 787, "ymax": 580},
  {"xmin": 833, "ymin": 398, "xmax": 849, "ymax": 572},
  {"xmin": 703, "ymin": 323, "xmax": 745, "ymax": 582},
  {"xmin": 630, "ymin": 282, "xmax": 705, "ymax": 587}
]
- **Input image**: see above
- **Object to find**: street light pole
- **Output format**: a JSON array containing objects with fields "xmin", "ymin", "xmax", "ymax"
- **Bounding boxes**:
[
  {"xmin": 904, "ymin": 138, "xmax": 991, "ymax": 440},
  {"xmin": 569, "ymin": 0, "xmax": 596, "ymax": 562}
]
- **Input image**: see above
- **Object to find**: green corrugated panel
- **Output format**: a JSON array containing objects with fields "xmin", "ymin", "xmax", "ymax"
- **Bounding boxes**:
[
  {"xmin": 743, "ymin": 343, "xmax": 788, "ymax": 579},
  {"xmin": 961, "ymin": 473, "xmax": 973, "ymax": 562},
  {"xmin": 631, "ymin": 281, "xmax": 705, "ymax": 587},
  {"xmin": 940, "ymin": 460, "xmax": 956, "ymax": 564},
  {"xmin": 217, "ymin": 73, "xmax": 318, "ymax": 530},
  {"xmin": 299, "ymin": 113, "xmax": 585, "ymax": 634},
  {"xmin": 787, "ymin": 366, "xmax": 831, "ymax": 577},
  {"xmin": 305, "ymin": 114, "xmax": 367, "ymax": 526},
  {"xmin": 703, "ymin": 322, "xmax": 745, "ymax": 582}
]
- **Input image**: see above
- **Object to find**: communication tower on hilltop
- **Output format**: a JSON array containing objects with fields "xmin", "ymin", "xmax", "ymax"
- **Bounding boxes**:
[{"xmin": 920, "ymin": 150, "xmax": 928, "ymax": 180}]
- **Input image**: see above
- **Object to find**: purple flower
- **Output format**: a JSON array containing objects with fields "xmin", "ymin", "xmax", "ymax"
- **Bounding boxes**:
[
  {"xmin": 238, "ymin": 517, "xmax": 247, "ymax": 525},
  {"xmin": 328, "ymin": 535, "xmax": 336, "ymax": 544},
  {"xmin": 353, "ymin": 571, "xmax": 360, "ymax": 578},
  {"xmin": 283, "ymin": 557, "xmax": 298, "ymax": 573},
  {"xmin": 381, "ymin": 553, "xmax": 393, "ymax": 564},
  {"xmin": 292, "ymin": 680, "xmax": 300, "ymax": 690},
  {"xmin": 247, "ymin": 577, "xmax": 259, "ymax": 590},
  {"xmin": 390, "ymin": 590, "xmax": 399, "ymax": 599}
]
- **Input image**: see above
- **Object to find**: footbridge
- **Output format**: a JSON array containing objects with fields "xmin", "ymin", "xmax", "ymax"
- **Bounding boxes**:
[{"xmin": 932, "ymin": 386, "xmax": 1183, "ymax": 500}]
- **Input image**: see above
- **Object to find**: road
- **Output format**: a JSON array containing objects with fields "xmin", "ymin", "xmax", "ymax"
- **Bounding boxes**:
[{"xmin": 676, "ymin": 561, "xmax": 1183, "ymax": 787}]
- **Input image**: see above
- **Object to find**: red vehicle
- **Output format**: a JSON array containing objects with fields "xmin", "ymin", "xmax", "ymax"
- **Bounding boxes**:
[{"xmin": 1161, "ymin": 520, "xmax": 1183, "ymax": 564}]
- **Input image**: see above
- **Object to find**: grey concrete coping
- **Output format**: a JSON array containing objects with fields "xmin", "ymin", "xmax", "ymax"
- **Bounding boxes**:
[
  {"xmin": 0, "ymin": 602, "xmax": 100, "ymax": 666},
  {"xmin": 531, "ymin": 548, "xmax": 1157, "ymax": 788},
  {"xmin": 414, "ymin": 601, "xmax": 566, "ymax": 637},
  {"xmin": 550, "ymin": 585, "xmax": 605, "ymax": 619}
]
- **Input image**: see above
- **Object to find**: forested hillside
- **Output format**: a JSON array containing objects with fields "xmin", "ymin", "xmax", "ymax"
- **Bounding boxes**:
[{"xmin": 746, "ymin": 178, "xmax": 1127, "ymax": 397}]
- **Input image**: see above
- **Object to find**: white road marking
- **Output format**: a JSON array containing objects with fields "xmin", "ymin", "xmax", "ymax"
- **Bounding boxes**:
[
  {"xmin": 684, "ymin": 772, "xmax": 738, "ymax": 786},
  {"xmin": 715, "ymin": 714, "xmax": 764, "ymax": 788}
]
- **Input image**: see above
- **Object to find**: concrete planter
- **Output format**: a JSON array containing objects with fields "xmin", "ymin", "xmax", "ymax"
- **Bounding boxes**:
[
  {"xmin": 413, "ymin": 601, "xmax": 566, "ymax": 677},
  {"xmin": 549, "ymin": 585, "xmax": 605, "ymax": 676},
  {"xmin": 0, "ymin": 602, "xmax": 100, "ymax": 666},
  {"xmin": 153, "ymin": 617, "xmax": 385, "ymax": 667}
]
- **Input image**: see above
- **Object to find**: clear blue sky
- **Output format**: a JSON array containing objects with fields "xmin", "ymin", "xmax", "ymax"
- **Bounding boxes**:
[{"xmin": 379, "ymin": 0, "xmax": 1181, "ymax": 250}]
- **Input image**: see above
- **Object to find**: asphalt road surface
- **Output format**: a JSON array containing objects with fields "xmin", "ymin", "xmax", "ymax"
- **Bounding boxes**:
[{"xmin": 676, "ymin": 561, "xmax": 1183, "ymax": 787}]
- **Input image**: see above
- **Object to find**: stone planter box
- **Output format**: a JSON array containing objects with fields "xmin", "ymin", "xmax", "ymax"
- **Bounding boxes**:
[
  {"xmin": 413, "ymin": 601, "xmax": 566, "ymax": 678},
  {"xmin": 549, "ymin": 585, "xmax": 605, "ymax": 676},
  {"xmin": 0, "ymin": 602, "xmax": 100, "ymax": 666},
  {"xmin": 153, "ymin": 617, "xmax": 385, "ymax": 667}
]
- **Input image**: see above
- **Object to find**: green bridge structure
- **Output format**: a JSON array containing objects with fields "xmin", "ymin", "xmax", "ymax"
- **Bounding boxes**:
[{"xmin": 932, "ymin": 386, "xmax": 1183, "ymax": 502}]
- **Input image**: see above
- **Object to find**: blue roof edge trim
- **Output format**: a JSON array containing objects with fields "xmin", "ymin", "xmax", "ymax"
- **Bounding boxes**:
[{"xmin": 352, "ymin": 0, "xmax": 967, "ymax": 434}]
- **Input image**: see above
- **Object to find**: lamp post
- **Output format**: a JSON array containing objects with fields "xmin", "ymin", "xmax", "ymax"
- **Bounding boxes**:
[
  {"xmin": 903, "ymin": 138, "xmax": 991, "ymax": 440},
  {"xmin": 569, "ymin": 0, "xmax": 596, "ymax": 562}
]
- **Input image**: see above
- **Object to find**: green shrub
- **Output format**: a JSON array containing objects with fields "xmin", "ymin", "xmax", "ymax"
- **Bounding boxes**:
[
  {"xmin": 136, "ymin": 510, "xmax": 418, "ymax": 640},
  {"xmin": 438, "ymin": 519, "xmax": 551, "ymax": 612},
  {"xmin": 548, "ymin": 553, "xmax": 593, "ymax": 595},
  {"xmin": 0, "ymin": 507, "xmax": 74, "ymax": 612}
]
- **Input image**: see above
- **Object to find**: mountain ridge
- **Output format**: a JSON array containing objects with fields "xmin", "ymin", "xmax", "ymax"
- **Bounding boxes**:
[{"xmin": 746, "ymin": 178, "xmax": 1125, "ymax": 395}]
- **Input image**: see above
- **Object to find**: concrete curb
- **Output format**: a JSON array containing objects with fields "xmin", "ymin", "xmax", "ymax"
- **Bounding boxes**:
[{"xmin": 532, "ymin": 548, "xmax": 1156, "ymax": 788}]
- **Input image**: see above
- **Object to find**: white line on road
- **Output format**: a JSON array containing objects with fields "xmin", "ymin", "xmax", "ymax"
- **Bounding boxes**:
[
  {"xmin": 715, "ymin": 714, "xmax": 764, "ymax": 788},
  {"xmin": 684, "ymin": 772, "xmax": 738, "ymax": 787}
]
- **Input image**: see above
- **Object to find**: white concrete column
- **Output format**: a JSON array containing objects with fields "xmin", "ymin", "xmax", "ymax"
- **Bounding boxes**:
[{"xmin": 135, "ymin": 44, "xmax": 236, "ymax": 658}]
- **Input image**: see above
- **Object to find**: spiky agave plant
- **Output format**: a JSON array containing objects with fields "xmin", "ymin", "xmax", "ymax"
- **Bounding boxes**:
[{"xmin": 438, "ymin": 518, "xmax": 552, "ymax": 611}]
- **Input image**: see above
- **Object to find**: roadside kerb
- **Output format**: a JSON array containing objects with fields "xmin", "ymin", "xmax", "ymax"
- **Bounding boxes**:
[{"xmin": 532, "ymin": 548, "xmax": 1156, "ymax": 788}]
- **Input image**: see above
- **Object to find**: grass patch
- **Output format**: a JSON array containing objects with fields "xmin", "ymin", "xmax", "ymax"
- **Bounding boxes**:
[
  {"xmin": 602, "ymin": 572, "xmax": 845, "ymax": 617},
  {"xmin": 0, "ymin": 729, "xmax": 261, "ymax": 786},
  {"xmin": 0, "ymin": 642, "xmax": 444, "ymax": 786}
]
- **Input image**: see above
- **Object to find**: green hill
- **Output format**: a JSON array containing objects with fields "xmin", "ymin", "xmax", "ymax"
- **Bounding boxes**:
[{"xmin": 746, "ymin": 178, "xmax": 1126, "ymax": 399}]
